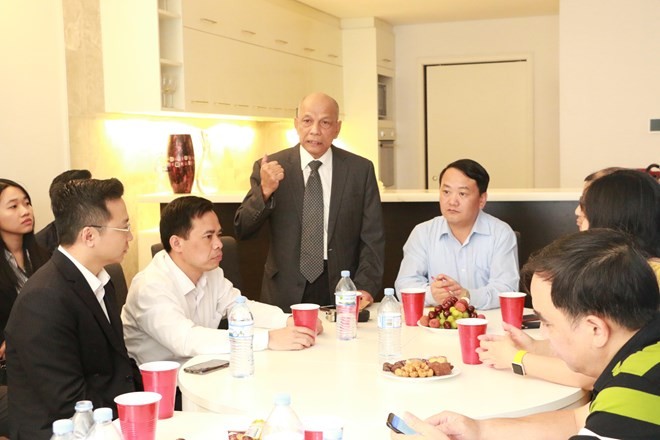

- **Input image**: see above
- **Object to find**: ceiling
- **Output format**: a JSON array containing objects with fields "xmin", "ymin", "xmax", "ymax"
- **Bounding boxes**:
[{"xmin": 296, "ymin": 0, "xmax": 558, "ymax": 26}]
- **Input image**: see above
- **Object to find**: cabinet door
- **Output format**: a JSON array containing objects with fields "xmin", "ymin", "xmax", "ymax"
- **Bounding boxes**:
[
  {"xmin": 182, "ymin": 28, "xmax": 213, "ymax": 113},
  {"xmin": 376, "ymin": 28, "xmax": 395, "ymax": 71}
]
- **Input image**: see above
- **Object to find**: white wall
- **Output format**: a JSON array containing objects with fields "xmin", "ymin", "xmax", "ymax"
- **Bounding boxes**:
[
  {"xmin": 394, "ymin": 16, "xmax": 559, "ymax": 189},
  {"xmin": 559, "ymin": 0, "xmax": 660, "ymax": 186},
  {"xmin": 0, "ymin": 0, "xmax": 69, "ymax": 227}
]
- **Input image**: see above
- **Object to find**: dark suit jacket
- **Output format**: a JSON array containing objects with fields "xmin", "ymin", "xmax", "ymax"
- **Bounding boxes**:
[
  {"xmin": 34, "ymin": 222, "xmax": 58, "ymax": 256},
  {"xmin": 5, "ymin": 251, "xmax": 138, "ymax": 440},
  {"xmin": 234, "ymin": 145, "xmax": 385, "ymax": 311}
]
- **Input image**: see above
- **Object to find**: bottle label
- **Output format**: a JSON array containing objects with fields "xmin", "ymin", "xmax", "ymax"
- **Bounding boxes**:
[
  {"xmin": 229, "ymin": 321, "xmax": 254, "ymax": 337},
  {"xmin": 335, "ymin": 292, "xmax": 357, "ymax": 306},
  {"xmin": 378, "ymin": 313, "xmax": 402, "ymax": 329}
]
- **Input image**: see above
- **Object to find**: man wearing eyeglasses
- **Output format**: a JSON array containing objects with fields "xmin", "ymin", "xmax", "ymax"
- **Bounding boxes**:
[
  {"xmin": 5, "ymin": 178, "xmax": 141, "ymax": 440},
  {"xmin": 235, "ymin": 92, "xmax": 385, "ymax": 312}
]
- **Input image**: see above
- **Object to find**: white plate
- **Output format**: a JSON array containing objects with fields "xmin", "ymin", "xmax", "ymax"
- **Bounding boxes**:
[
  {"xmin": 381, "ymin": 367, "xmax": 461, "ymax": 382},
  {"xmin": 417, "ymin": 319, "xmax": 457, "ymax": 332}
]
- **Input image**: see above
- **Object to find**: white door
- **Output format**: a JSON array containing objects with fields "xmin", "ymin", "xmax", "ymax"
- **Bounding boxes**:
[{"xmin": 425, "ymin": 60, "xmax": 533, "ymax": 189}]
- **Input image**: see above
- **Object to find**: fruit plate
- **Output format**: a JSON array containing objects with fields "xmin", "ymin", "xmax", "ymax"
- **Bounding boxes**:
[
  {"xmin": 381, "ymin": 367, "xmax": 461, "ymax": 382},
  {"xmin": 418, "ymin": 319, "xmax": 457, "ymax": 332}
]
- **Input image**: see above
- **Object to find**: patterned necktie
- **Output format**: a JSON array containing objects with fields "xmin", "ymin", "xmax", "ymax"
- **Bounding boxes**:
[{"xmin": 300, "ymin": 160, "xmax": 324, "ymax": 283}]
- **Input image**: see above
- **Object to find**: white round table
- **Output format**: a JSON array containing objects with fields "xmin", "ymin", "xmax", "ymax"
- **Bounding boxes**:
[{"xmin": 179, "ymin": 308, "xmax": 587, "ymax": 438}]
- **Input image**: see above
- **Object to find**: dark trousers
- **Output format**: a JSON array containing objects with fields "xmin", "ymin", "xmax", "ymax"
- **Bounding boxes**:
[{"xmin": 301, "ymin": 261, "xmax": 332, "ymax": 307}]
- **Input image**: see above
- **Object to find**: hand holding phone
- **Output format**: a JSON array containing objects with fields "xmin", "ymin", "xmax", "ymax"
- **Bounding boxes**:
[
  {"xmin": 183, "ymin": 359, "xmax": 229, "ymax": 374},
  {"xmin": 387, "ymin": 413, "xmax": 417, "ymax": 435}
]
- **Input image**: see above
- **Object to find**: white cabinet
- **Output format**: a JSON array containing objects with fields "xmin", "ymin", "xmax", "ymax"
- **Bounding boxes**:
[
  {"xmin": 376, "ymin": 26, "xmax": 395, "ymax": 73},
  {"xmin": 101, "ymin": 0, "xmax": 342, "ymax": 118}
]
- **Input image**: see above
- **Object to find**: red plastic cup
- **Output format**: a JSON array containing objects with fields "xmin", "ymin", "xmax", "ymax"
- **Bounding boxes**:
[
  {"xmin": 354, "ymin": 294, "xmax": 362, "ymax": 324},
  {"xmin": 291, "ymin": 303, "xmax": 320, "ymax": 339},
  {"xmin": 399, "ymin": 287, "xmax": 425, "ymax": 326},
  {"xmin": 114, "ymin": 391, "xmax": 161, "ymax": 440},
  {"xmin": 457, "ymin": 318, "xmax": 488, "ymax": 364},
  {"xmin": 303, "ymin": 416, "xmax": 344, "ymax": 440},
  {"xmin": 139, "ymin": 361, "xmax": 180, "ymax": 419},
  {"xmin": 499, "ymin": 292, "xmax": 527, "ymax": 329}
]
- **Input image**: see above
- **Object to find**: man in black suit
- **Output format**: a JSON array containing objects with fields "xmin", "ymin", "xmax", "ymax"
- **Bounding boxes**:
[
  {"xmin": 5, "ymin": 178, "xmax": 140, "ymax": 439},
  {"xmin": 235, "ymin": 92, "xmax": 385, "ymax": 312}
]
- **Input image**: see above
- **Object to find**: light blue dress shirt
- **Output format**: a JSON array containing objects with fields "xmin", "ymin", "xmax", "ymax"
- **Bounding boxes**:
[{"xmin": 394, "ymin": 211, "xmax": 519, "ymax": 310}]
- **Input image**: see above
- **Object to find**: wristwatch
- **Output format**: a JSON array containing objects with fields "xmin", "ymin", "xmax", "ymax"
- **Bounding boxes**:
[{"xmin": 512, "ymin": 350, "xmax": 528, "ymax": 376}]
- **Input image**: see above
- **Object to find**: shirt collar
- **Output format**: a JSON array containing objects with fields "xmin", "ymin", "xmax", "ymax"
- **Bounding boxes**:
[
  {"xmin": 299, "ymin": 144, "xmax": 333, "ymax": 170},
  {"xmin": 161, "ymin": 251, "xmax": 209, "ymax": 296},
  {"xmin": 57, "ymin": 245, "xmax": 110, "ymax": 293},
  {"xmin": 439, "ymin": 210, "xmax": 489, "ymax": 243}
]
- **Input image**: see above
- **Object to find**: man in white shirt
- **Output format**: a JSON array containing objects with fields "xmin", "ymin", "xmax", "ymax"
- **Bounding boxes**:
[
  {"xmin": 394, "ymin": 159, "xmax": 519, "ymax": 310},
  {"xmin": 122, "ymin": 196, "xmax": 320, "ymax": 366}
]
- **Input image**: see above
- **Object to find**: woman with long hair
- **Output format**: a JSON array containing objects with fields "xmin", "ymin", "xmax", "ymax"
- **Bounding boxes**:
[
  {"xmin": 477, "ymin": 169, "xmax": 659, "ymax": 389},
  {"xmin": 0, "ymin": 179, "xmax": 48, "ymax": 435},
  {"xmin": 0, "ymin": 179, "xmax": 49, "ymax": 342}
]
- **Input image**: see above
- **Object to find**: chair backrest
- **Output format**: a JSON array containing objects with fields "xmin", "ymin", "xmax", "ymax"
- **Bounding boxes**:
[
  {"xmin": 105, "ymin": 263, "xmax": 128, "ymax": 309},
  {"xmin": 150, "ymin": 236, "xmax": 243, "ymax": 290}
]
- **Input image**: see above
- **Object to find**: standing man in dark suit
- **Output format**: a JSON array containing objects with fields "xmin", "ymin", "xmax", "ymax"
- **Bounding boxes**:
[
  {"xmin": 234, "ymin": 92, "xmax": 385, "ymax": 312},
  {"xmin": 5, "ymin": 178, "xmax": 140, "ymax": 439}
]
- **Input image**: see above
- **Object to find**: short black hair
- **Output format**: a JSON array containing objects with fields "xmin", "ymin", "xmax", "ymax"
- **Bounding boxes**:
[
  {"xmin": 583, "ymin": 169, "xmax": 660, "ymax": 257},
  {"xmin": 438, "ymin": 159, "xmax": 490, "ymax": 194},
  {"xmin": 49, "ymin": 169, "xmax": 92, "ymax": 200},
  {"xmin": 522, "ymin": 229, "xmax": 659, "ymax": 331},
  {"xmin": 52, "ymin": 178, "xmax": 124, "ymax": 245},
  {"xmin": 160, "ymin": 196, "xmax": 216, "ymax": 253}
]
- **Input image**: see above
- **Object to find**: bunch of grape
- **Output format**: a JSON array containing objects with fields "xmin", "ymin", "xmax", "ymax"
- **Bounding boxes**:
[{"xmin": 418, "ymin": 296, "xmax": 483, "ymax": 329}]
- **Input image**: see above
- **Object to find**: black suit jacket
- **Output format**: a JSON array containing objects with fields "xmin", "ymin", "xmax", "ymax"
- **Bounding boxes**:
[
  {"xmin": 234, "ymin": 145, "xmax": 385, "ymax": 311},
  {"xmin": 5, "ymin": 251, "xmax": 138, "ymax": 440}
]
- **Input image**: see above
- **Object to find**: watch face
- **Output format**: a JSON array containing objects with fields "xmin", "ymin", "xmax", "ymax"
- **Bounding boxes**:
[{"xmin": 512, "ymin": 363, "xmax": 525, "ymax": 375}]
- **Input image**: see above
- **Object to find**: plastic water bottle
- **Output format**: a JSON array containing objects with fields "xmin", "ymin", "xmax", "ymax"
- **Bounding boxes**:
[
  {"xmin": 85, "ymin": 408, "xmax": 122, "ymax": 440},
  {"xmin": 261, "ymin": 393, "xmax": 304, "ymax": 440},
  {"xmin": 378, "ymin": 288, "xmax": 402, "ymax": 362},
  {"xmin": 51, "ymin": 419, "xmax": 74, "ymax": 440},
  {"xmin": 70, "ymin": 400, "xmax": 94, "ymax": 439},
  {"xmin": 229, "ymin": 295, "xmax": 255, "ymax": 378},
  {"xmin": 335, "ymin": 270, "xmax": 357, "ymax": 340}
]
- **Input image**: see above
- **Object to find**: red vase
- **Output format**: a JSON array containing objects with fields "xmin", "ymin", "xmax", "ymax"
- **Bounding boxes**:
[{"xmin": 166, "ymin": 134, "xmax": 195, "ymax": 193}]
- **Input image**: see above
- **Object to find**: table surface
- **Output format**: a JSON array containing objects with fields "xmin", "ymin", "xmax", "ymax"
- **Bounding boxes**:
[{"xmin": 177, "ymin": 308, "xmax": 587, "ymax": 439}]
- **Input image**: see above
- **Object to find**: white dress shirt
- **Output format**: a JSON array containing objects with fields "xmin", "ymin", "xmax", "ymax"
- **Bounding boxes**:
[
  {"xmin": 300, "ymin": 146, "xmax": 332, "ymax": 259},
  {"xmin": 58, "ymin": 246, "xmax": 111, "ymax": 321},
  {"xmin": 122, "ymin": 250, "xmax": 289, "ymax": 364}
]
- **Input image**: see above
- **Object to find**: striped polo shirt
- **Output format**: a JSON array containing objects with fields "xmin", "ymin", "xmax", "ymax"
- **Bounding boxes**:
[{"xmin": 571, "ymin": 312, "xmax": 660, "ymax": 439}]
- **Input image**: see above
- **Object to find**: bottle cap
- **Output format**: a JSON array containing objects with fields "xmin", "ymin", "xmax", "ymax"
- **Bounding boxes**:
[
  {"xmin": 341, "ymin": 270, "xmax": 350, "ymax": 277},
  {"xmin": 235, "ymin": 295, "xmax": 247, "ymax": 304},
  {"xmin": 74, "ymin": 400, "xmax": 93, "ymax": 411},
  {"xmin": 273, "ymin": 392, "xmax": 291, "ymax": 405},
  {"xmin": 52, "ymin": 419, "xmax": 74, "ymax": 435},
  {"xmin": 93, "ymin": 407, "xmax": 113, "ymax": 423},
  {"xmin": 384, "ymin": 288, "xmax": 394, "ymax": 296}
]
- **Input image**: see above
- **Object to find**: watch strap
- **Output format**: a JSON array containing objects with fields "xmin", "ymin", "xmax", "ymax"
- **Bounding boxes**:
[{"xmin": 512, "ymin": 349, "xmax": 528, "ymax": 376}]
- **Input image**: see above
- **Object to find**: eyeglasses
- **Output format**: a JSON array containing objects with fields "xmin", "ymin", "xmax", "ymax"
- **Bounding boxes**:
[
  {"xmin": 298, "ymin": 117, "xmax": 336, "ymax": 129},
  {"xmin": 88, "ymin": 224, "xmax": 131, "ymax": 233}
]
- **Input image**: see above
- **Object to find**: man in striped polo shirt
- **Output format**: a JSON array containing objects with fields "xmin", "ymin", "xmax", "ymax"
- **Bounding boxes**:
[{"xmin": 391, "ymin": 229, "xmax": 659, "ymax": 439}]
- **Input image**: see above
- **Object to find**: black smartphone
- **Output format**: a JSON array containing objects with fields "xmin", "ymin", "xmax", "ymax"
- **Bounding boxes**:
[
  {"xmin": 386, "ymin": 413, "xmax": 417, "ymax": 435},
  {"xmin": 183, "ymin": 359, "xmax": 229, "ymax": 374},
  {"xmin": 522, "ymin": 313, "xmax": 541, "ymax": 329}
]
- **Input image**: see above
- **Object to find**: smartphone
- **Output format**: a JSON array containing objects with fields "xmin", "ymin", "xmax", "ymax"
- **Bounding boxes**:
[
  {"xmin": 522, "ymin": 313, "xmax": 541, "ymax": 329},
  {"xmin": 386, "ymin": 413, "xmax": 417, "ymax": 435},
  {"xmin": 183, "ymin": 359, "xmax": 229, "ymax": 374}
]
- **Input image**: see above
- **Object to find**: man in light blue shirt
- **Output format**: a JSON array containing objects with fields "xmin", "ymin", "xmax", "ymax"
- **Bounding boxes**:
[{"xmin": 395, "ymin": 159, "xmax": 519, "ymax": 310}]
